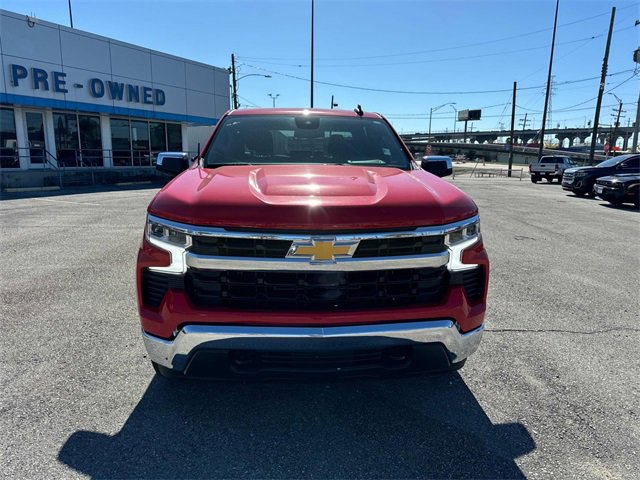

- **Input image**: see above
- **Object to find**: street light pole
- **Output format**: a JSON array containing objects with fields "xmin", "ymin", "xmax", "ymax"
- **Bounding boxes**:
[
  {"xmin": 451, "ymin": 105, "xmax": 457, "ymax": 134},
  {"xmin": 428, "ymin": 108, "xmax": 434, "ymax": 138},
  {"xmin": 268, "ymin": 93, "xmax": 280, "ymax": 108},
  {"xmin": 233, "ymin": 73, "xmax": 271, "ymax": 108},
  {"xmin": 428, "ymin": 102, "xmax": 456, "ymax": 139}
]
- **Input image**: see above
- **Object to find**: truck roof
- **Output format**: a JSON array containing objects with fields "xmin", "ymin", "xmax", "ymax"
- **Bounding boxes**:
[{"xmin": 226, "ymin": 108, "xmax": 383, "ymax": 119}]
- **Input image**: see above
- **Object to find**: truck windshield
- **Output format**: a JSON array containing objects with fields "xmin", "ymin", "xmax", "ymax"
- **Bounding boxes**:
[
  {"xmin": 595, "ymin": 157, "xmax": 624, "ymax": 168},
  {"xmin": 203, "ymin": 114, "xmax": 411, "ymax": 169}
]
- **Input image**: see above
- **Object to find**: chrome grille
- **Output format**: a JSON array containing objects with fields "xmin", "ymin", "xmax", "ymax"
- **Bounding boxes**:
[{"xmin": 189, "ymin": 233, "xmax": 446, "ymax": 258}]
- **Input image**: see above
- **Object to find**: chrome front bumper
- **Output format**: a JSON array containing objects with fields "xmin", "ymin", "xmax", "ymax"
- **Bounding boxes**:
[{"xmin": 143, "ymin": 320, "xmax": 484, "ymax": 373}]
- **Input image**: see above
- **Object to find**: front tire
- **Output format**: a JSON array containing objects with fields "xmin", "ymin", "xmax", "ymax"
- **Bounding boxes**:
[{"xmin": 531, "ymin": 175, "xmax": 540, "ymax": 183}]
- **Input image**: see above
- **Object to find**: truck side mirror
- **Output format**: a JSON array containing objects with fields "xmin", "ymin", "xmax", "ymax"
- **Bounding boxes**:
[
  {"xmin": 156, "ymin": 152, "xmax": 189, "ymax": 177},
  {"xmin": 421, "ymin": 156, "xmax": 453, "ymax": 177}
]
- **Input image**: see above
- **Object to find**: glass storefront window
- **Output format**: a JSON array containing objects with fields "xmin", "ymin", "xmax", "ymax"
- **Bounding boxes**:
[
  {"xmin": 131, "ymin": 120, "xmax": 150, "ymax": 166},
  {"xmin": 54, "ymin": 113, "xmax": 103, "ymax": 167},
  {"xmin": 110, "ymin": 118, "xmax": 131, "ymax": 166},
  {"xmin": 78, "ymin": 115, "xmax": 102, "ymax": 166},
  {"xmin": 0, "ymin": 108, "xmax": 19, "ymax": 168},
  {"xmin": 53, "ymin": 112, "xmax": 79, "ymax": 167},
  {"xmin": 112, "ymin": 118, "xmax": 180, "ymax": 167},
  {"xmin": 167, "ymin": 123, "xmax": 182, "ymax": 151},
  {"xmin": 25, "ymin": 112, "xmax": 46, "ymax": 165},
  {"xmin": 149, "ymin": 122, "xmax": 166, "ymax": 164}
]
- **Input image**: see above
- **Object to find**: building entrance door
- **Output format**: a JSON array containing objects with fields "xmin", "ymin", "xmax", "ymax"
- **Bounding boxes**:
[{"xmin": 25, "ymin": 111, "xmax": 47, "ymax": 167}]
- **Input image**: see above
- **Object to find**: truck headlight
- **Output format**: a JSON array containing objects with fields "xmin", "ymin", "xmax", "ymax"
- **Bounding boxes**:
[
  {"xmin": 145, "ymin": 216, "xmax": 191, "ymax": 273},
  {"xmin": 445, "ymin": 219, "xmax": 480, "ymax": 247},
  {"xmin": 147, "ymin": 217, "xmax": 189, "ymax": 247},
  {"xmin": 446, "ymin": 218, "xmax": 480, "ymax": 271}
]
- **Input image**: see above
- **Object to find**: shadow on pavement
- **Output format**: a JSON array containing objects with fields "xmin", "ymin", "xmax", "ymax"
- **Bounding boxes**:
[
  {"xmin": 58, "ymin": 373, "xmax": 535, "ymax": 479},
  {"xmin": 566, "ymin": 193, "xmax": 596, "ymax": 200},
  {"xmin": 599, "ymin": 202, "xmax": 640, "ymax": 212}
]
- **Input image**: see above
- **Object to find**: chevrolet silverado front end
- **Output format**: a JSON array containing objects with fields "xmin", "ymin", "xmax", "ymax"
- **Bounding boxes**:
[{"xmin": 136, "ymin": 108, "xmax": 489, "ymax": 379}]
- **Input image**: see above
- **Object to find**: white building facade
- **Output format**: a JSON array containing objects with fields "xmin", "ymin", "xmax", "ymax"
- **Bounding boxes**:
[{"xmin": 0, "ymin": 9, "xmax": 229, "ymax": 172}]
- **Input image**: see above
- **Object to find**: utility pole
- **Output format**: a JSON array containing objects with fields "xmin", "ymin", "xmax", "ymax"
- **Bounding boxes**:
[
  {"xmin": 538, "ymin": 0, "xmax": 560, "ymax": 161},
  {"xmin": 68, "ymin": 0, "xmax": 74, "ymax": 28},
  {"xmin": 310, "ymin": 0, "xmax": 314, "ymax": 108},
  {"xmin": 589, "ymin": 7, "xmax": 616, "ymax": 163},
  {"xmin": 519, "ymin": 113, "xmax": 530, "ymax": 137},
  {"xmin": 610, "ymin": 101, "xmax": 623, "ymax": 154},
  {"xmin": 508, "ymin": 81, "xmax": 517, "ymax": 177},
  {"xmin": 231, "ymin": 54, "xmax": 238, "ymax": 109},
  {"xmin": 330, "ymin": 95, "xmax": 338, "ymax": 109},
  {"xmin": 632, "ymin": 90, "xmax": 640, "ymax": 153}
]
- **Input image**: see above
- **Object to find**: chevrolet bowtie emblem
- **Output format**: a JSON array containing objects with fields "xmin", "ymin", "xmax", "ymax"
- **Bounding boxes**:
[{"xmin": 287, "ymin": 238, "xmax": 359, "ymax": 263}]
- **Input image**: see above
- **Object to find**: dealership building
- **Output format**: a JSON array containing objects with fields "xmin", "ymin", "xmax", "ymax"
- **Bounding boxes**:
[{"xmin": 0, "ymin": 9, "xmax": 229, "ymax": 186}]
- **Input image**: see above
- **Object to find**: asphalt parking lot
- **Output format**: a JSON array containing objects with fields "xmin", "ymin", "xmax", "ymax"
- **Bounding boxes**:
[{"xmin": 1, "ymin": 177, "xmax": 639, "ymax": 479}]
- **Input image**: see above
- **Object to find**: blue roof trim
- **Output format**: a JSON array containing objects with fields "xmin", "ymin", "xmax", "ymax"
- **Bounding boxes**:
[{"xmin": 0, "ymin": 93, "xmax": 218, "ymax": 125}]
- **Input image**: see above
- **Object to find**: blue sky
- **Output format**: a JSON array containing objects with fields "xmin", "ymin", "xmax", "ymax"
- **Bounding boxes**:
[{"xmin": 3, "ymin": 0, "xmax": 639, "ymax": 134}]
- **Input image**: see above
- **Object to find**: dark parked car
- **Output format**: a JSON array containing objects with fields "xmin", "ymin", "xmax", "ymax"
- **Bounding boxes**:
[
  {"xmin": 594, "ymin": 173, "xmax": 640, "ymax": 208},
  {"xmin": 562, "ymin": 154, "xmax": 640, "ymax": 197}
]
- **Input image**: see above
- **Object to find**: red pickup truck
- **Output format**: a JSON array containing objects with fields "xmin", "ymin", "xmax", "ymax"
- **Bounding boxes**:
[{"xmin": 137, "ymin": 108, "xmax": 489, "ymax": 379}]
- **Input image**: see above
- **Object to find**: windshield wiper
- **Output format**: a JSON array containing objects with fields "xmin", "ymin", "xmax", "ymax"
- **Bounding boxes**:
[{"xmin": 206, "ymin": 162, "xmax": 254, "ymax": 168}]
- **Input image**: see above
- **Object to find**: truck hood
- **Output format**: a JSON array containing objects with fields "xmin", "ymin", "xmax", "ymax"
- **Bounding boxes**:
[
  {"xmin": 597, "ymin": 173, "xmax": 640, "ymax": 182},
  {"xmin": 564, "ymin": 167, "xmax": 590, "ymax": 174},
  {"xmin": 148, "ymin": 165, "xmax": 477, "ymax": 230}
]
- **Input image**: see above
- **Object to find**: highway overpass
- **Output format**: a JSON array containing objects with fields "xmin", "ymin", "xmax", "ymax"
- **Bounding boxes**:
[{"xmin": 402, "ymin": 125, "xmax": 635, "ymax": 149}]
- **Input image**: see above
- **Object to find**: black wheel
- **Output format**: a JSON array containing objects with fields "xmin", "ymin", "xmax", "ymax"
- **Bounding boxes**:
[
  {"xmin": 152, "ymin": 361, "xmax": 181, "ymax": 379},
  {"xmin": 557, "ymin": 176, "xmax": 563, "ymax": 183},
  {"xmin": 531, "ymin": 176, "xmax": 539, "ymax": 183},
  {"xmin": 546, "ymin": 177, "xmax": 553, "ymax": 182}
]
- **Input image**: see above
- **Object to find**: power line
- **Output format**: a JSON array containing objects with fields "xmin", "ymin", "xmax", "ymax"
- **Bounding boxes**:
[
  {"xmin": 240, "ymin": 64, "xmax": 636, "ymax": 96},
  {"xmin": 240, "ymin": 34, "xmax": 621, "ymax": 69},
  {"xmin": 383, "ymin": 102, "xmax": 511, "ymax": 117},
  {"xmin": 554, "ymin": 71, "xmax": 639, "ymax": 111},
  {"xmin": 236, "ymin": 95, "xmax": 262, "ymax": 108},
  {"xmin": 384, "ymin": 102, "xmax": 633, "ymax": 120},
  {"xmin": 239, "ymin": 4, "xmax": 638, "ymax": 63}
]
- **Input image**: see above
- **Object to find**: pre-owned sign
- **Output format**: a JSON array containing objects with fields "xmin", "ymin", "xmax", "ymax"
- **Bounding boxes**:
[{"xmin": 9, "ymin": 64, "xmax": 166, "ymax": 106}]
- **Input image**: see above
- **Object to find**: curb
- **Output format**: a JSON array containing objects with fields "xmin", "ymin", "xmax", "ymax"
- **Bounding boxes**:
[{"xmin": 4, "ymin": 186, "xmax": 61, "ymax": 193}]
